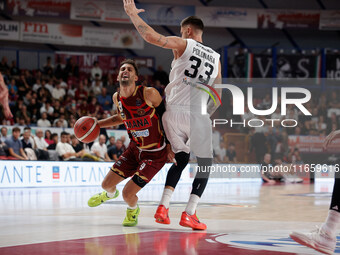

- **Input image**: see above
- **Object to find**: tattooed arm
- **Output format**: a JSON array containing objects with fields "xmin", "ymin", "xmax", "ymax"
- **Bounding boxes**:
[
  {"xmin": 98, "ymin": 92, "xmax": 124, "ymax": 128},
  {"xmin": 123, "ymin": 0, "xmax": 186, "ymax": 51}
]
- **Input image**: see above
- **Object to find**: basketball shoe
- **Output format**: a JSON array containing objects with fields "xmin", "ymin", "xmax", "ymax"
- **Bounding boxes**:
[
  {"xmin": 154, "ymin": 205, "xmax": 170, "ymax": 224},
  {"xmin": 87, "ymin": 190, "xmax": 119, "ymax": 207},
  {"xmin": 179, "ymin": 211, "xmax": 207, "ymax": 230},
  {"xmin": 289, "ymin": 226, "xmax": 336, "ymax": 255},
  {"xmin": 123, "ymin": 206, "xmax": 140, "ymax": 227}
]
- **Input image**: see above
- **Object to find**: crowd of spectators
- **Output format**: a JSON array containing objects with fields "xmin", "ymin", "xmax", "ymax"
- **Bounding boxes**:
[
  {"xmin": 0, "ymin": 125, "xmax": 127, "ymax": 161},
  {"xmin": 0, "ymin": 56, "xmax": 168, "ymax": 128}
]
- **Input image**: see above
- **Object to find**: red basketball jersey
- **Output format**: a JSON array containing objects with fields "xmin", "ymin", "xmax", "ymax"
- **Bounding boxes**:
[{"xmin": 117, "ymin": 86, "xmax": 164, "ymax": 150}]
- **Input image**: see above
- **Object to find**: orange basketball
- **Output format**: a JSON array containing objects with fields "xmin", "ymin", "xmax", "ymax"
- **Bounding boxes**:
[{"xmin": 74, "ymin": 116, "xmax": 100, "ymax": 143}]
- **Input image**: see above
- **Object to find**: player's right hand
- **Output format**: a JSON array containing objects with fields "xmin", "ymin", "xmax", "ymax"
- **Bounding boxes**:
[
  {"xmin": 123, "ymin": 0, "xmax": 145, "ymax": 16},
  {"xmin": 166, "ymin": 144, "xmax": 177, "ymax": 166}
]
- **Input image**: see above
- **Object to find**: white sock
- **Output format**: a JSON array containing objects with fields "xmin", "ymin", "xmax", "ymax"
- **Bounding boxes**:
[
  {"xmin": 321, "ymin": 210, "xmax": 340, "ymax": 237},
  {"xmin": 185, "ymin": 194, "xmax": 200, "ymax": 215},
  {"xmin": 106, "ymin": 190, "xmax": 116, "ymax": 198},
  {"xmin": 128, "ymin": 204, "xmax": 138, "ymax": 210},
  {"xmin": 159, "ymin": 188, "xmax": 173, "ymax": 208}
]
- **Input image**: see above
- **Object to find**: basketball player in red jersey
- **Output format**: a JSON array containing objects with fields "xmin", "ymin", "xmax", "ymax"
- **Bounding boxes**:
[
  {"xmin": 88, "ymin": 59, "xmax": 172, "ymax": 227},
  {"xmin": 124, "ymin": 0, "xmax": 222, "ymax": 230},
  {"xmin": 0, "ymin": 73, "xmax": 13, "ymax": 119}
]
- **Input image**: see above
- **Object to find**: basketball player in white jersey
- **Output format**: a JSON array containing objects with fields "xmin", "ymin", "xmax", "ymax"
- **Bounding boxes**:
[
  {"xmin": 124, "ymin": 0, "xmax": 222, "ymax": 230},
  {"xmin": 290, "ymin": 129, "xmax": 340, "ymax": 254}
]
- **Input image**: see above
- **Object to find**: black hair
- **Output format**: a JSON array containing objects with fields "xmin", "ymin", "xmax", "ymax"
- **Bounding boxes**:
[
  {"xmin": 180, "ymin": 16, "xmax": 204, "ymax": 31},
  {"xmin": 119, "ymin": 59, "xmax": 139, "ymax": 76}
]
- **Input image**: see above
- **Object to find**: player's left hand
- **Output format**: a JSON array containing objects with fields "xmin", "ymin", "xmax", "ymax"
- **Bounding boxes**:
[{"xmin": 123, "ymin": 0, "xmax": 145, "ymax": 16}]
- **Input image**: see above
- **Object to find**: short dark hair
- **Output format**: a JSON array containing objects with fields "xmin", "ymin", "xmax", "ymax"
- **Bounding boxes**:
[
  {"xmin": 12, "ymin": 127, "xmax": 21, "ymax": 133},
  {"xmin": 119, "ymin": 59, "xmax": 139, "ymax": 76},
  {"xmin": 61, "ymin": 131, "xmax": 69, "ymax": 137},
  {"xmin": 180, "ymin": 16, "xmax": 204, "ymax": 31}
]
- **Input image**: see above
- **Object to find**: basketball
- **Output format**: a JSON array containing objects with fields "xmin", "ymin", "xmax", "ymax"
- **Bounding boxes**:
[{"xmin": 74, "ymin": 116, "xmax": 100, "ymax": 143}]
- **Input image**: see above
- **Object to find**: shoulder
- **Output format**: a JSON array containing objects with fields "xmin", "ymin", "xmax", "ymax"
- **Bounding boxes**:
[
  {"xmin": 113, "ymin": 92, "xmax": 118, "ymax": 102},
  {"xmin": 144, "ymin": 87, "xmax": 161, "ymax": 98}
]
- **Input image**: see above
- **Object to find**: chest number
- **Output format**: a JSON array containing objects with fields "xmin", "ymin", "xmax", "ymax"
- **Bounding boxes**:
[{"xmin": 184, "ymin": 56, "xmax": 214, "ymax": 84}]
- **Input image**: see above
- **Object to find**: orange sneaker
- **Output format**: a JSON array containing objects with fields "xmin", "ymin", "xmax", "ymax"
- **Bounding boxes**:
[
  {"xmin": 154, "ymin": 205, "xmax": 170, "ymax": 224},
  {"xmin": 179, "ymin": 211, "xmax": 206, "ymax": 230}
]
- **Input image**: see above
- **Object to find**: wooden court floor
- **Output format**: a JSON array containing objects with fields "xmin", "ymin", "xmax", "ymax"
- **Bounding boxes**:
[{"xmin": 0, "ymin": 181, "xmax": 338, "ymax": 254}]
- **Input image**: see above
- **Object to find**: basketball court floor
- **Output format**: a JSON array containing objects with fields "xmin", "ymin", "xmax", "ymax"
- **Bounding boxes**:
[{"xmin": 0, "ymin": 180, "xmax": 338, "ymax": 255}]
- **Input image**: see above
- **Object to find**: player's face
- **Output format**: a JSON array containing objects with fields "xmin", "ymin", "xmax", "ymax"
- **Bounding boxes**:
[{"xmin": 118, "ymin": 64, "xmax": 137, "ymax": 86}]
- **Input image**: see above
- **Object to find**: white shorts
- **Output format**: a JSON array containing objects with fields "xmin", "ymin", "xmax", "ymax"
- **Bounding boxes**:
[{"xmin": 162, "ymin": 107, "xmax": 213, "ymax": 158}]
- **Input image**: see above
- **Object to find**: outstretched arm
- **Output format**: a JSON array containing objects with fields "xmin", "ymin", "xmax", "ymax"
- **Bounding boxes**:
[
  {"xmin": 123, "ymin": 0, "xmax": 186, "ymax": 52},
  {"xmin": 98, "ymin": 93, "xmax": 124, "ymax": 128},
  {"xmin": 0, "ymin": 73, "xmax": 13, "ymax": 119}
]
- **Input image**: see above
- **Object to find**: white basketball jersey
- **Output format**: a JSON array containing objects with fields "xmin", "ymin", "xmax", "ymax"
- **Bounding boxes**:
[{"xmin": 165, "ymin": 39, "xmax": 220, "ymax": 109}]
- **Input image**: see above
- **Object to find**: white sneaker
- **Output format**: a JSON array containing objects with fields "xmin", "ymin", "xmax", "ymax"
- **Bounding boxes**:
[{"xmin": 289, "ymin": 226, "xmax": 336, "ymax": 254}]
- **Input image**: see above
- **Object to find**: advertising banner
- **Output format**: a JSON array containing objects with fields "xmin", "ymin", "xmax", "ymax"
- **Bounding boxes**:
[
  {"xmin": 137, "ymin": 3, "xmax": 195, "ymax": 26},
  {"xmin": 21, "ymin": 22, "xmax": 82, "ymax": 45},
  {"xmin": 196, "ymin": 6, "xmax": 257, "ymax": 28},
  {"xmin": 320, "ymin": 11, "xmax": 340, "ymax": 30},
  {"xmin": 83, "ymin": 27, "xmax": 144, "ymax": 49},
  {"xmin": 288, "ymin": 135, "xmax": 340, "ymax": 153},
  {"xmin": 70, "ymin": 0, "xmax": 130, "ymax": 23},
  {"xmin": 0, "ymin": 20, "xmax": 19, "ymax": 41},
  {"xmin": 6, "ymin": 0, "xmax": 71, "ymax": 18},
  {"xmin": 276, "ymin": 54, "xmax": 320, "ymax": 79},
  {"xmin": 258, "ymin": 10, "xmax": 320, "ymax": 29},
  {"xmin": 325, "ymin": 54, "xmax": 340, "ymax": 81}
]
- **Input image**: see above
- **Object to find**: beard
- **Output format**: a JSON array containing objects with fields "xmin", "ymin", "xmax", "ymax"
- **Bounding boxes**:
[{"xmin": 120, "ymin": 79, "xmax": 130, "ymax": 86}]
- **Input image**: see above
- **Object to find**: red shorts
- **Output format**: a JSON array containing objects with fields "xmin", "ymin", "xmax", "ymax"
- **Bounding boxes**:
[{"xmin": 111, "ymin": 142, "xmax": 167, "ymax": 183}]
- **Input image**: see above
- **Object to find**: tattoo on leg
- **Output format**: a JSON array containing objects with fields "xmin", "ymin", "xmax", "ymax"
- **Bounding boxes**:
[{"xmin": 137, "ymin": 25, "xmax": 148, "ymax": 36}]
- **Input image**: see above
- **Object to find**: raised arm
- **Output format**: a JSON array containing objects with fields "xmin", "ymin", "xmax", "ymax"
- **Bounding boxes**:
[{"xmin": 123, "ymin": 0, "xmax": 187, "ymax": 52}]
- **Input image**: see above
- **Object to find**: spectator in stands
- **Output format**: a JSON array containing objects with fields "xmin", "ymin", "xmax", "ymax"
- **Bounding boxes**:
[
  {"xmin": 64, "ymin": 58, "xmax": 79, "ymax": 79},
  {"xmin": 91, "ymin": 77, "xmax": 102, "ymax": 96},
  {"xmin": 97, "ymin": 87, "xmax": 113, "ymax": 111},
  {"xmin": 91, "ymin": 61, "xmax": 102, "ymax": 81},
  {"xmin": 43, "ymin": 56, "xmax": 54, "ymax": 76},
  {"xmin": 10, "ymin": 60, "xmax": 19, "ymax": 77},
  {"xmin": 250, "ymin": 128, "xmax": 267, "ymax": 163},
  {"xmin": 45, "ymin": 78, "xmax": 54, "ymax": 94},
  {"xmin": 47, "ymin": 133, "xmax": 58, "ymax": 150},
  {"xmin": 108, "ymin": 138, "xmax": 125, "ymax": 161},
  {"xmin": 8, "ymin": 78, "xmax": 18, "ymax": 94},
  {"xmin": 52, "ymin": 81, "xmax": 66, "ymax": 101},
  {"xmin": 21, "ymin": 129, "xmax": 36, "ymax": 160},
  {"xmin": 53, "ymin": 114, "xmax": 68, "ymax": 128},
  {"xmin": 91, "ymin": 134, "xmax": 112, "ymax": 162},
  {"xmin": 5, "ymin": 127, "xmax": 28, "ymax": 160},
  {"xmin": 16, "ymin": 105, "xmax": 31, "ymax": 126},
  {"xmin": 70, "ymin": 134, "xmax": 83, "ymax": 153},
  {"xmin": 56, "ymin": 131, "xmax": 83, "ymax": 161},
  {"xmin": 40, "ymin": 101, "xmax": 54, "ymax": 119},
  {"xmin": 44, "ymin": 130, "xmax": 53, "ymax": 145},
  {"xmin": 214, "ymin": 140, "xmax": 226, "ymax": 163},
  {"xmin": 107, "ymin": 136, "xmax": 116, "ymax": 149},
  {"xmin": 27, "ymin": 97, "xmax": 40, "ymax": 124},
  {"xmin": 75, "ymin": 80, "xmax": 88, "ymax": 101},
  {"xmin": 33, "ymin": 129, "xmax": 51, "ymax": 160},
  {"xmin": 37, "ymin": 112, "xmax": 51, "ymax": 127},
  {"xmin": 0, "ymin": 141, "xmax": 9, "ymax": 159},
  {"xmin": 0, "ymin": 56, "xmax": 9, "ymax": 73},
  {"xmin": 226, "ymin": 142, "xmax": 237, "ymax": 163},
  {"xmin": 0, "ymin": 126, "xmax": 8, "ymax": 143},
  {"xmin": 17, "ymin": 74, "xmax": 30, "ymax": 98}
]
